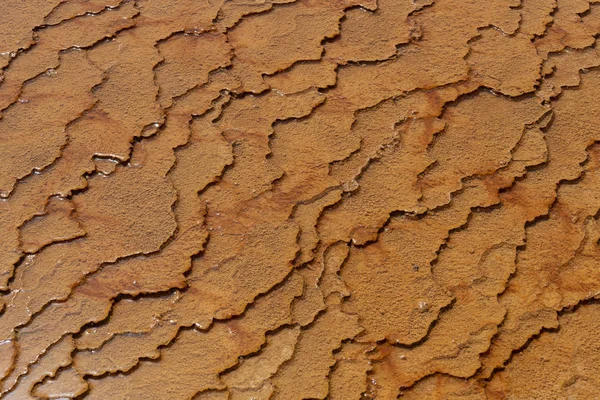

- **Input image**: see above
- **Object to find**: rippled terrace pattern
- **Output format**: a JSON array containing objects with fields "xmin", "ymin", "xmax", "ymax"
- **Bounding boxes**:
[{"xmin": 2, "ymin": 0, "xmax": 600, "ymax": 398}]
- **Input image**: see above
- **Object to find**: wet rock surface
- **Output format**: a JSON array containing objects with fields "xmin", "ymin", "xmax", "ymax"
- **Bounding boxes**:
[{"xmin": 1, "ymin": 0, "xmax": 600, "ymax": 398}]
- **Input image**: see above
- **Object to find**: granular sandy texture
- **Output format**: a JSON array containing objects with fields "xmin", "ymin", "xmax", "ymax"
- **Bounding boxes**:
[{"xmin": 1, "ymin": 0, "xmax": 600, "ymax": 398}]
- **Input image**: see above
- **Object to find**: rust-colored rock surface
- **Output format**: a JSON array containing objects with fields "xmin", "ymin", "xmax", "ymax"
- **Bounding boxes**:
[{"xmin": 2, "ymin": 0, "xmax": 600, "ymax": 398}]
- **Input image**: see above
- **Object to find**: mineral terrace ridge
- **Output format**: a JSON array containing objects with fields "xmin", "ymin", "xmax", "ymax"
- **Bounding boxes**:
[{"xmin": 1, "ymin": 0, "xmax": 600, "ymax": 399}]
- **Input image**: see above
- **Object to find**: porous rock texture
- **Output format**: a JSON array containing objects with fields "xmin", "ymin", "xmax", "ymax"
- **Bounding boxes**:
[{"xmin": 2, "ymin": 0, "xmax": 600, "ymax": 398}]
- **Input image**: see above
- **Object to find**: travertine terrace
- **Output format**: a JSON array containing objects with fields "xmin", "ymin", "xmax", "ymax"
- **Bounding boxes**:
[{"xmin": 1, "ymin": 0, "xmax": 600, "ymax": 398}]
